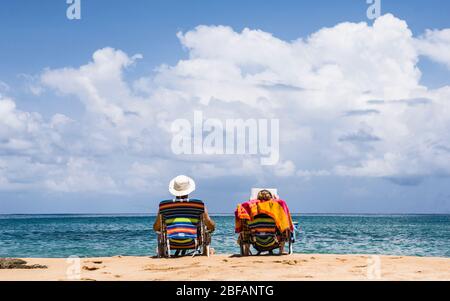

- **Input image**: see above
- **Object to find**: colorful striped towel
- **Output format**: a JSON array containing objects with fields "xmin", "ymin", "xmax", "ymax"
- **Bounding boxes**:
[{"xmin": 235, "ymin": 199, "xmax": 294, "ymax": 233}]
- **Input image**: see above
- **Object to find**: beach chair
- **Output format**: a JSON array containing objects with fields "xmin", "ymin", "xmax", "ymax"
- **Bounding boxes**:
[
  {"xmin": 156, "ymin": 199, "xmax": 212, "ymax": 258},
  {"xmin": 238, "ymin": 188, "xmax": 296, "ymax": 256},
  {"xmin": 238, "ymin": 215, "xmax": 296, "ymax": 256}
]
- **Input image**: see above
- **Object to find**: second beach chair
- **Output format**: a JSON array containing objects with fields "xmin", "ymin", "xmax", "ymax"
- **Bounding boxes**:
[{"xmin": 235, "ymin": 188, "xmax": 297, "ymax": 256}]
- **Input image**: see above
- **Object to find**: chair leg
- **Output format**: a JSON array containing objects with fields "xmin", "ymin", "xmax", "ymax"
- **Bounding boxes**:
[
  {"xmin": 239, "ymin": 242, "xmax": 245, "ymax": 256},
  {"xmin": 157, "ymin": 245, "xmax": 163, "ymax": 258},
  {"xmin": 202, "ymin": 232, "xmax": 211, "ymax": 256},
  {"xmin": 203, "ymin": 245, "xmax": 210, "ymax": 257},
  {"xmin": 240, "ymin": 242, "xmax": 251, "ymax": 256},
  {"xmin": 157, "ymin": 234, "xmax": 169, "ymax": 258},
  {"xmin": 279, "ymin": 242, "xmax": 286, "ymax": 255},
  {"xmin": 288, "ymin": 240, "xmax": 293, "ymax": 255},
  {"xmin": 166, "ymin": 239, "xmax": 171, "ymax": 258},
  {"xmin": 244, "ymin": 244, "xmax": 251, "ymax": 256}
]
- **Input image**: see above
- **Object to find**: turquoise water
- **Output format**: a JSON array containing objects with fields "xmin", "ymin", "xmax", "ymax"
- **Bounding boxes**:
[{"xmin": 0, "ymin": 214, "xmax": 449, "ymax": 258}]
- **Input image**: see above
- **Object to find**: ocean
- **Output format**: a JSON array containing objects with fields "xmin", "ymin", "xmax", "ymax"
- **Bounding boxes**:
[{"xmin": 0, "ymin": 214, "xmax": 449, "ymax": 258}]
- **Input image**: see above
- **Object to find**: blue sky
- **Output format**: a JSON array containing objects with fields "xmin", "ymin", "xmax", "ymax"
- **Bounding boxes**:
[{"xmin": 1, "ymin": 0, "xmax": 450, "ymax": 214}]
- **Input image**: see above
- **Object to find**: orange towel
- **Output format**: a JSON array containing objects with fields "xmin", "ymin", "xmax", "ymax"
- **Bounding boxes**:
[{"xmin": 235, "ymin": 199, "xmax": 293, "ymax": 233}]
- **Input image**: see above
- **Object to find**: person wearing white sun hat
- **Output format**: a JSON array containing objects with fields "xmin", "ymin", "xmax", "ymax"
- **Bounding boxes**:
[{"xmin": 153, "ymin": 175, "xmax": 215, "ymax": 233}]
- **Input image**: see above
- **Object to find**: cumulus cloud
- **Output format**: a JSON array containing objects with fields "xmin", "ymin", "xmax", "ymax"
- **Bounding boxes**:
[
  {"xmin": 416, "ymin": 29, "xmax": 450, "ymax": 68},
  {"xmin": 1, "ymin": 14, "xmax": 450, "ymax": 196},
  {"xmin": 0, "ymin": 97, "xmax": 47, "ymax": 156},
  {"xmin": 44, "ymin": 157, "xmax": 117, "ymax": 193},
  {"xmin": 41, "ymin": 48, "xmax": 142, "ymax": 125}
]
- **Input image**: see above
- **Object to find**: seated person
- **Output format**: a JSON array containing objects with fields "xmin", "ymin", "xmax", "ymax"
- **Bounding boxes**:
[
  {"xmin": 154, "ymin": 175, "xmax": 215, "ymax": 256},
  {"xmin": 235, "ymin": 189, "xmax": 294, "ymax": 255}
]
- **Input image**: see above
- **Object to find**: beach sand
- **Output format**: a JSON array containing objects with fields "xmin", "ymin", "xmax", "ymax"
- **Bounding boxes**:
[{"xmin": 1, "ymin": 254, "xmax": 449, "ymax": 281}]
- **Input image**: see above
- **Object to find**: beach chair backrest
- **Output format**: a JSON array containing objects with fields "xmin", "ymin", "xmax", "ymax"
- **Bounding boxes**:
[
  {"xmin": 247, "ymin": 214, "xmax": 279, "ymax": 251},
  {"xmin": 248, "ymin": 214, "xmax": 278, "ymax": 235},
  {"xmin": 158, "ymin": 199, "xmax": 205, "ymax": 248}
]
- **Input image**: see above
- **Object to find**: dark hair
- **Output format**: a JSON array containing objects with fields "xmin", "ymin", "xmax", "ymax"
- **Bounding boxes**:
[{"xmin": 257, "ymin": 190, "xmax": 273, "ymax": 201}]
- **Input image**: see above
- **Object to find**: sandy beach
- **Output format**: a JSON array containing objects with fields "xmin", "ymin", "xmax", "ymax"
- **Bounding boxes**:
[{"xmin": 1, "ymin": 254, "xmax": 449, "ymax": 281}]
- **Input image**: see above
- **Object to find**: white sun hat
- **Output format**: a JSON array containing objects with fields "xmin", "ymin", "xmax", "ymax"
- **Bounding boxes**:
[{"xmin": 169, "ymin": 175, "xmax": 196, "ymax": 197}]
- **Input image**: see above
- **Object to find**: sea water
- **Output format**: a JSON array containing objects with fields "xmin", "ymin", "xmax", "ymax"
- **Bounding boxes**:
[{"xmin": 0, "ymin": 214, "xmax": 448, "ymax": 258}]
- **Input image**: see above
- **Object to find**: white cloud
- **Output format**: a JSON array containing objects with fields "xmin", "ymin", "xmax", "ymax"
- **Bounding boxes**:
[
  {"xmin": 274, "ymin": 160, "xmax": 296, "ymax": 177},
  {"xmin": 297, "ymin": 169, "xmax": 331, "ymax": 178},
  {"xmin": 44, "ymin": 157, "xmax": 118, "ymax": 193},
  {"xmin": 1, "ymin": 14, "xmax": 450, "ymax": 195},
  {"xmin": 41, "ymin": 48, "xmax": 140, "ymax": 125},
  {"xmin": 172, "ymin": 14, "xmax": 422, "ymax": 105},
  {"xmin": 17, "ymin": 74, "xmax": 45, "ymax": 96},
  {"xmin": 416, "ymin": 29, "xmax": 450, "ymax": 68}
]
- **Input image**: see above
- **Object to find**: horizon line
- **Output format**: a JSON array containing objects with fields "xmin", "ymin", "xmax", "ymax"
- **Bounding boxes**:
[{"xmin": 1, "ymin": 212, "xmax": 449, "ymax": 216}]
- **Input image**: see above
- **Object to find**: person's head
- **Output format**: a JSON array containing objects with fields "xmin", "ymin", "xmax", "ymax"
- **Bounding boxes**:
[
  {"xmin": 257, "ymin": 189, "xmax": 273, "ymax": 201},
  {"xmin": 169, "ymin": 175, "xmax": 196, "ymax": 198}
]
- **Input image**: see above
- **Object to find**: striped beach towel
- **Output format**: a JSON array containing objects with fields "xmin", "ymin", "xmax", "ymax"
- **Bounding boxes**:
[{"xmin": 159, "ymin": 199, "xmax": 205, "ymax": 249}]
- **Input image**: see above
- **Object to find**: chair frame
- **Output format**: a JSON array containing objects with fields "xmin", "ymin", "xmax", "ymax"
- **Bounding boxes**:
[{"xmin": 156, "ymin": 213, "xmax": 212, "ymax": 258}]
